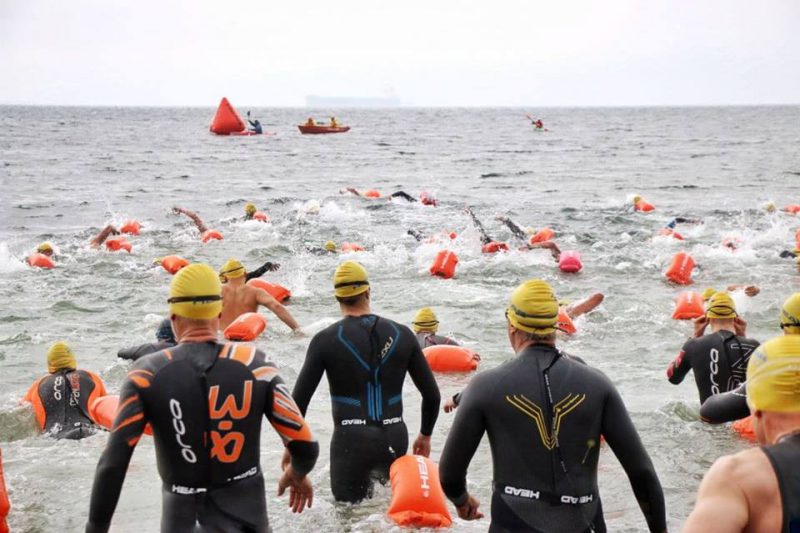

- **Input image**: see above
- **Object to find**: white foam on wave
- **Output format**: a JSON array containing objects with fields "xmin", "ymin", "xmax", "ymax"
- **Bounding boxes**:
[{"xmin": 0, "ymin": 242, "xmax": 28, "ymax": 273}]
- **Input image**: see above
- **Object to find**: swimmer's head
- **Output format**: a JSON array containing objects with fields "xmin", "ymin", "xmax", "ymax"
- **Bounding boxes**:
[
  {"xmin": 219, "ymin": 258, "xmax": 246, "ymax": 282},
  {"xmin": 780, "ymin": 293, "xmax": 800, "ymax": 335},
  {"xmin": 156, "ymin": 318, "xmax": 175, "ymax": 343},
  {"xmin": 324, "ymin": 240, "xmax": 337, "ymax": 252},
  {"xmin": 168, "ymin": 263, "xmax": 222, "ymax": 319},
  {"xmin": 333, "ymin": 261, "xmax": 369, "ymax": 299},
  {"xmin": 526, "ymin": 227, "xmax": 537, "ymax": 236},
  {"xmin": 47, "ymin": 341, "xmax": 77, "ymax": 373},
  {"xmin": 702, "ymin": 287, "xmax": 717, "ymax": 302},
  {"xmin": 746, "ymin": 335, "xmax": 800, "ymax": 413},
  {"xmin": 763, "ymin": 201, "xmax": 776, "ymax": 213},
  {"xmin": 706, "ymin": 292, "xmax": 737, "ymax": 320},
  {"xmin": 244, "ymin": 203, "xmax": 257, "ymax": 216},
  {"xmin": 506, "ymin": 279, "xmax": 559, "ymax": 336},
  {"xmin": 412, "ymin": 307, "xmax": 439, "ymax": 333},
  {"xmin": 37, "ymin": 242, "xmax": 53, "ymax": 255},
  {"xmin": 632, "ymin": 195, "xmax": 642, "ymax": 204}
]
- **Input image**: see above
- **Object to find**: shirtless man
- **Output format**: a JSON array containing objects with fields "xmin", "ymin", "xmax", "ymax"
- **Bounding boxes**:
[{"xmin": 219, "ymin": 258, "xmax": 302, "ymax": 333}]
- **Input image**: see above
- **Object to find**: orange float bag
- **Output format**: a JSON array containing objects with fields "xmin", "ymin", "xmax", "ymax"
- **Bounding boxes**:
[
  {"xmin": 248, "ymin": 279, "xmax": 292, "ymax": 303},
  {"xmin": 420, "ymin": 191, "xmax": 437, "ymax": 206},
  {"xmin": 529, "ymin": 228, "xmax": 555, "ymax": 244},
  {"xmin": 160, "ymin": 255, "xmax": 189, "ymax": 275},
  {"xmin": 558, "ymin": 308, "xmax": 577, "ymax": 335},
  {"xmin": 252, "ymin": 211, "xmax": 269, "ymax": 222},
  {"xmin": 364, "ymin": 189, "xmax": 381, "ymax": 198},
  {"xmin": 559, "ymin": 251, "xmax": 582, "ymax": 273},
  {"xmin": 665, "ymin": 252, "xmax": 695, "ymax": 285},
  {"xmin": 89, "ymin": 395, "xmax": 152, "ymax": 435},
  {"xmin": 732, "ymin": 416, "xmax": 756, "ymax": 442},
  {"xmin": 341, "ymin": 242, "xmax": 364, "ymax": 252},
  {"xmin": 387, "ymin": 455, "xmax": 452, "ymax": 528},
  {"xmin": 224, "ymin": 312, "xmax": 267, "ymax": 342},
  {"xmin": 430, "ymin": 250, "xmax": 458, "ymax": 279},
  {"xmin": 120, "ymin": 219, "xmax": 141, "ymax": 235},
  {"xmin": 423, "ymin": 345, "xmax": 479, "ymax": 372},
  {"xmin": 783, "ymin": 204, "xmax": 800, "ymax": 214},
  {"xmin": 0, "ymin": 448, "xmax": 9, "ymax": 531},
  {"xmin": 481, "ymin": 241, "xmax": 508, "ymax": 254},
  {"xmin": 26, "ymin": 253, "xmax": 55, "ymax": 269},
  {"xmin": 635, "ymin": 199, "xmax": 655, "ymax": 212},
  {"xmin": 105, "ymin": 237, "xmax": 132, "ymax": 253},
  {"xmin": 672, "ymin": 291, "xmax": 704, "ymax": 320},
  {"xmin": 201, "ymin": 230, "xmax": 223, "ymax": 243},
  {"xmin": 657, "ymin": 228, "xmax": 684, "ymax": 240},
  {"xmin": 209, "ymin": 97, "xmax": 246, "ymax": 134}
]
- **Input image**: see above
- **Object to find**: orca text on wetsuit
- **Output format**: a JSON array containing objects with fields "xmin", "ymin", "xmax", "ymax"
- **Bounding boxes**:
[
  {"xmin": 25, "ymin": 369, "xmax": 106, "ymax": 440},
  {"xmin": 86, "ymin": 342, "xmax": 318, "ymax": 533}
]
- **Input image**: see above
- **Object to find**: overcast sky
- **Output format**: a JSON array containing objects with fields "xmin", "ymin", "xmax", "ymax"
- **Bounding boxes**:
[{"xmin": 2, "ymin": 0, "xmax": 798, "ymax": 106}]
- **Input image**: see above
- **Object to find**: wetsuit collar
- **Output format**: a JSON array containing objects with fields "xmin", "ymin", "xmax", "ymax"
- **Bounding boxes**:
[{"xmin": 518, "ymin": 344, "xmax": 561, "ymax": 368}]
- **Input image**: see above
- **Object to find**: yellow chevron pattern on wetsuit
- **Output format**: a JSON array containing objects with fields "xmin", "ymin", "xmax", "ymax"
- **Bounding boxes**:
[{"xmin": 506, "ymin": 393, "xmax": 586, "ymax": 450}]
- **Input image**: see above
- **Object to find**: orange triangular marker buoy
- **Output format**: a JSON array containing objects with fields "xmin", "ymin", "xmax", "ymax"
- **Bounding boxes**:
[{"xmin": 209, "ymin": 97, "xmax": 246, "ymax": 134}]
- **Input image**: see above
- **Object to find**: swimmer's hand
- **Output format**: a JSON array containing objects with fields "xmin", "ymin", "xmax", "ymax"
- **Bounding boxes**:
[
  {"xmin": 412, "ymin": 434, "xmax": 431, "ymax": 457},
  {"xmin": 693, "ymin": 316, "xmax": 709, "ymax": 338},
  {"xmin": 264, "ymin": 261, "xmax": 280, "ymax": 272},
  {"xmin": 743, "ymin": 285, "xmax": 759, "ymax": 297},
  {"xmin": 277, "ymin": 466, "xmax": 313, "ymax": 513},
  {"xmin": 456, "ymin": 495, "xmax": 484, "ymax": 521},
  {"xmin": 734, "ymin": 317, "xmax": 747, "ymax": 337},
  {"xmin": 292, "ymin": 328, "xmax": 307, "ymax": 338},
  {"xmin": 443, "ymin": 397, "xmax": 458, "ymax": 413}
]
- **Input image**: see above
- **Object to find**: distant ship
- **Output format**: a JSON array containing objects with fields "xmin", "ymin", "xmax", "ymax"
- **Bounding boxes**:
[{"xmin": 305, "ymin": 95, "xmax": 401, "ymax": 108}]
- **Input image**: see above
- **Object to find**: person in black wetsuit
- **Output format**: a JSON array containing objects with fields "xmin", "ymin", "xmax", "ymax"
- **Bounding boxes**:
[
  {"xmin": 496, "ymin": 214, "xmax": 562, "ymax": 259},
  {"xmin": 684, "ymin": 331, "xmax": 800, "ymax": 532},
  {"xmin": 117, "ymin": 318, "xmax": 176, "ymax": 361},
  {"xmin": 247, "ymin": 112, "xmax": 263, "ymax": 134},
  {"xmin": 666, "ymin": 291, "xmax": 759, "ymax": 403},
  {"xmin": 411, "ymin": 307, "xmax": 459, "ymax": 349},
  {"xmin": 290, "ymin": 260, "xmax": 440, "ymax": 503},
  {"xmin": 439, "ymin": 279, "xmax": 667, "ymax": 533},
  {"xmin": 86, "ymin": 264, "xmax": 319, "ymax": 533},
  {"xmin": 23, "ymin": 341, "xmax": 107, "ymax": 440}
]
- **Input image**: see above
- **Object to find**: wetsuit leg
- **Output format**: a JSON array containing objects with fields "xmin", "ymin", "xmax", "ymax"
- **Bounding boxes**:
[
  {"xmin": 160, "ymin": 490, "xmax": 200, "ymax": 533},
  {"xmin": 489, "ymin": 492, "xmax": 605, "ymax": 533},
  {"xmin": 200, "ymin": 476, "xmax": 270, "ymax": 533}
]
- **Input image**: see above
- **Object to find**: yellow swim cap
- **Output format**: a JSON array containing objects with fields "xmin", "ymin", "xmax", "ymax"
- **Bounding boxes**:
[
  {"xmin": 764, "ymin": 201, "xmax": 776, "ymax": 213},
  {"xmin": 37, "ymin": 242, "xmax": 53, "ymax": 253},
  {"xmin": 525, "ymin": 227, "xmax": 537, "ymax": 236},
  {"xmin": 702, "ymin": 287, "xmax": 717, "ymax": 302},
  {"xmin": 219, "ymin": 258, "xmax": 246, "ymax": 281},
  {"xmin": 47, "ymin": 341, "xmax": 77, "ymax": 373},
  {"xmin": 245, "ymin": 203, "xmax": 257, "ymax": 216},
  {"xmin": 506, "ymin": 279, "xmax": 559, "ymax": 335},
  {"xmin": 324, "ymin": 240, "xmax": 337, "ymax": 252},
  {"xmin": 412, "ymin": 307, "xmax": 439, "ymax": 333},
  {"xmin": 168, "ymin": 263, "xmax": 222, "ymax": 319},
  {"xmin": 747, "ymin": 335, "xmax": 800, "ymax": 413},
  {"xmin": 632, "ymin": 195, "xmax": 642, "ymax": 204},
  {"xmin": 334, "ymin": 261, "xmax": 369, "ymax": 298},
  {"xmin": 780, "ymin": 293, "xmax": 800, "ymax": 333},
  {"xmin": 706, "ymin": 292, "xmax": 737, "ymax": 319}
]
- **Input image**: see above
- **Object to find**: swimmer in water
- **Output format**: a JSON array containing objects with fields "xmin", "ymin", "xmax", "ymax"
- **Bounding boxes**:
[
  {"xmin": 172, "ymin": 206, "xmax": 209, "ymax": 234},
  {"xmin": 700, "ymin": 293, "xmax": 800, "ymax": 425},
  {"xmin": 438, "ymin": 279, "xmax": 667, "ymax": 532},
  {"xmin": 246, "ymin": 111, "xmax": 263, "ymax": 134},
  {"xmin": 218, "ymin": 259, "xmax": 302, "ymax": 334},
  {"xmin": 666, "ymin": 291, "xmax": 760, "ymax": 404},
  {"xmin": 291, "ymin": 261, "xmax": 441, "ymax": 502},
  {"xmin": 412, "ymin": 307, "xmax": 460, "ymax": 349},
  {"xmin": 23, "ymin": 341, "xmax": 107, "ymax": 440},
  {"xmin": 684, "ymin": 326, "xmax": 800, "ymax": 532},
  {"xmin": 34, "ymin": 241, "xmax": 55, "ymax": 257},
  {"xmin": 89, "ymin": 224, "xmax": 120, "ymax": 248},
  {"xmin": 306, "ymin": 240, "xmax": 339, "ymax": 255},
  {"xmin": 496, "ymin": 214, "xmax": 562, "ymax": 259},
  {"xmin": 86, "ymin": 264, "xmax": 319, "ymax": 532},
  {"xmin": 117, "ymin": 318, "xmax": 176, "ymax": 361},
  {"xmin": 341, "ymin": 188, "xmax": 437, "ymax": 205},
  {"xmin": 243, "ymin": 202, "xmax": 257, "ymax": 220}
]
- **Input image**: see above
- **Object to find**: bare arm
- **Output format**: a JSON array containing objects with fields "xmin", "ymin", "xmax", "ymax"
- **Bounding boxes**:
[
  {"xmin": 90, "ymin": 225, "xmax": 119, "ymax": 248},
  {"xmin": 256, "ymin": 289, "xmax": 301, "ymax": 331},
  {"xmin": 726, "ymin": 284, "xmax": 760, "ymax": 297},
  {"xmin": 566, "ymin": 293, "xmax": 604, "ymax": 318},
  {"xmin": 683, "ymin": 456, "xmax": 749, "ymax": 533},
  {"xmin": 172, "ymin": 206, "xmax": 208, "ymax": 233},
  {"xmin": 527, "ymin": 240, "xmax": 561, "ymax": 261}
]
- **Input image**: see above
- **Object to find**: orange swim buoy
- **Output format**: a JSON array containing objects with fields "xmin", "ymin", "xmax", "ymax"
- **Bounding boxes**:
[
  {"xmin": 732, "ymin": 416, "xmax": 756, "ymax": 442},
  {"xmin": 657, "ymin": 228, "xmax": 684, "ymax": 240},
  {"xmin": 248, "ymin": 279, "xmax": 292, "ymax": 303},
  {"xmin": 481, "ymin": 241, "xmax": 509, "ymax": 254},
  {"xmin": 558, "ymin": 308, "xmax": 576, "ymax": 335},
  {"xmin": 783, "ymin": 204, "xmax": 800, "ymax": 214},
  {"xmin": 105, "ymin": 237, "xmax": 132, "ymax": 253},
  {"xmin": 224, "ymin": 312, "xmax": 267, "ymax": 342},
  {"xmin": 665, "ymin": 252, "xmax": 695, "ymax": 285},
  {"xmin": 159, "ymin": 255, "xmax": 189, "ymax": 275},
  {"xmin": 635, "ymin": 199, "xmax": 655, "ymax": 212},
  {"xmin": 529, "ymin": 228, "xmax": 555, "ymax": 244},
  {"xmin": 419, "ymin": 191, "xmax": 437, "ymax": 206},
  {"xmin": 340, "ymin": 242, "xmax": 365, "ymax": 252},
  {"xmin": 447, "ymin": 231, "xmax": 457, "ymax": 240},
  {"xmin": 89, "ymin": 395, "xmax": 153, "ymax": 436},
  {"xmin": 120, "ymin": 219, "xmax": 141, "ymax": 236},
  {"xmin": 429, "ymin": 250, "xmax": 458, "ymax": 279},
  {"xmin": 423, "ymin": 345, "xmax": 480, "ymax": 372},
  {"xmin": 252, "ymin": 211, "xmax": 269, "ymax": 222},
  {"xmin": 26, "ymin": 253, "xmax": 55, "ymax": 269},
  {"xmin": 559, "ymin": 251, "xmax": 582, "ymax": 273},
  {"xmin": 364, "ymin": 189, "xmax": 381, "ymax": 198},
  {"xmin": 0, "ymin": 448, "xmax": 9, "ymax": 533},
  {"xmin": 209, "ymin": 97, "xmax": 246, "ymax": 134},
  {"xmin": 672, "ymin": 291, "xmax": 705, "ymax": 320},
  {"xmin": 201, "ymin": 230, "xmax": 223, "ymax": 243},
  {"xmin": 387, "ymin": 455, "xmax": 452, "ymax": 528}
]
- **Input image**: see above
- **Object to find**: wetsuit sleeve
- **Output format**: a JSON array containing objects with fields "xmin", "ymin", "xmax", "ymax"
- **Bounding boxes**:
[
  {"xmin": 407, "ymin": 343, "xmax": 440, "ymax": 436},
  {"xmin": 699, "ymin": 383, "xmax": 749, "ymax": 424},
  {"xmin": 601, "ymin": 385, "xmax": 667, "ymax": 533},
  {"xmin": 439, "ymin": 380, "xmax": 486, "ymax": 506},
  {"xmin": 390, "ymin": 191, "xmax": 417, "ymax": 202},
  {"xmin": 245, "ymin": 261, "xmax": 278, "ymax": 281},
  {"xmin": 666, "ymin": 340, "xmax": 693, "ymax": 384},
  {"xmin": 116, "ymin": 344, "xmax": 150, "ymax": 361},
  {"xmin": 86, "ymin": 374, "xmax": 148, "ymax": 532},
  {"xmin": 291, "ymin": 337, "xmax": 326, "ymax": 416},
  {"xmin": 263, "ymin": 373, "xmax": 319, "ymax": 476}
]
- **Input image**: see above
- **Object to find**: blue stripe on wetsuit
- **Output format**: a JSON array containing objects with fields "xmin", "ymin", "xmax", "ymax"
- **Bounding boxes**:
[
  {"xmin": 388, "ymin": 393, "xmax": 403, "ymax": 406},
  {"xmin": 331, "ymin": 395, "xmax": 361, "ymax": 406}
]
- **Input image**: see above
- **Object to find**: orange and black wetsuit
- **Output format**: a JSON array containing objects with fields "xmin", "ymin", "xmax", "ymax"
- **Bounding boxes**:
[
  {"xmin": 86, "ymin": 342, "xmax": 318, "ymax": 533},
  {"xmin": 24, "ymin": 369, "xmax": 106, "ymax": 440}
]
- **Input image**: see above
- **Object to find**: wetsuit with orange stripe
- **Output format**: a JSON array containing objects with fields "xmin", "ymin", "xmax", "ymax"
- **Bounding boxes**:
[
  {"xmin": 86, "ymin": 341, "xmax": 318, "ymax": 533},
  {"xmin": 24, "ymin": 369, "xmax": 106, "ymax": 440}
]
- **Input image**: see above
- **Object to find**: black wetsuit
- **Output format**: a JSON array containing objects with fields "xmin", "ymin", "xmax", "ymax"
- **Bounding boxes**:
[
  {"xmin": 24, "ymin": 369, "xmax": 106, "ymax": 440},
  {"xmin": 499, "ymin": 217, "xmax": 529, "ymax": 242},
  {"xmin": 86, "ymin": 342, "xmax": 318, "ymax": 533},
  {"xmin": 245, "ymin": 261, "xmax": 280, "ymax": 281},
  {"xmin": 248, "ymin": 119, "xmax": 263, "ymax": 134},
  {"xmin": 439, "ymin": 344, "xmax": 666, "ymax": 533},
  {"xmin": 667, "ymin": 331, "xmax": 759, "ymax": 403},
  {"xmin": 117, "ymin": 340, "xmax": 176, "ymax": 361},
  {"xmin": 763, "ymin": 433, "xmax": 800, "ymax": 532},
  {"xmin": 391, "ymin": 191, "xmax": 417, "ymax": 202},
  {"xmin": 699, "ymin": 383, "xmax": 749, "ymax": 423},
  {"xmin": 292, "ymin": 314, "xmax": 440, "ymax": 502},
  {"xmin": 415, "ymin": 332, "xmax": 459, "ymax": 349}
]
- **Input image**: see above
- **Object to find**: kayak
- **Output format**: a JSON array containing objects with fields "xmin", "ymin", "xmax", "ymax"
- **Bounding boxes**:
[
  {"xmin": 298, "ymin": 125, "xmax": 351, "ymax": 134},
  {"xmin": 226, "ymin": 130, "xmax": 274, "ymax": 136}
]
